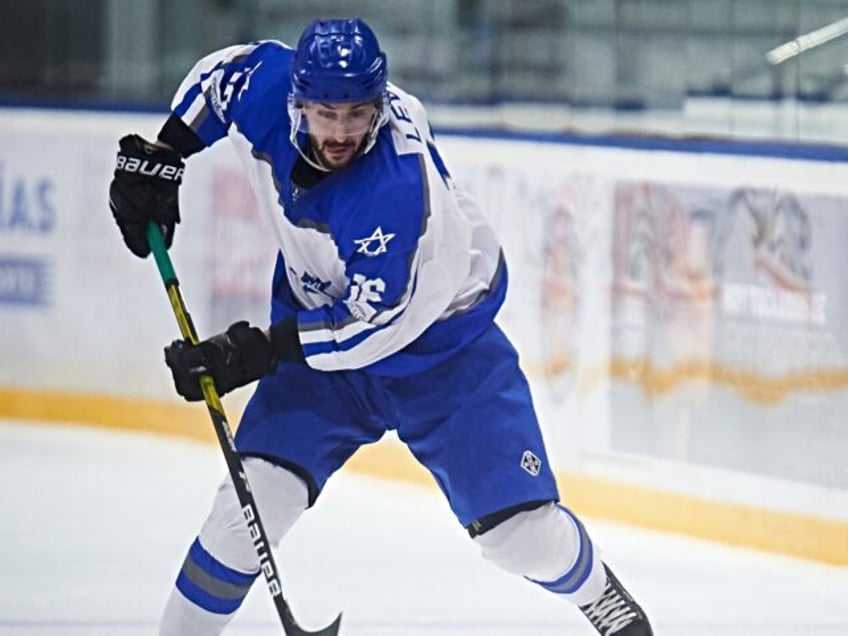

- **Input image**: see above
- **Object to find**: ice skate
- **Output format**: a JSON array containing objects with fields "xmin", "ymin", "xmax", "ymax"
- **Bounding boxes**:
[{"xmin": 578, "ymin": 564, "xmax": 653, "ymax": 635}]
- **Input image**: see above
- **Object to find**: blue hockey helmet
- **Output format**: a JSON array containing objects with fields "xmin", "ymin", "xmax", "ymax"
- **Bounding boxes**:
[
  {"xmin": 290, "ymin": 18, "xmax": 388, "ymax": 103},
  {"xmin": 288, "ymin": 18, "xmax": 390, "ymax": 170}
]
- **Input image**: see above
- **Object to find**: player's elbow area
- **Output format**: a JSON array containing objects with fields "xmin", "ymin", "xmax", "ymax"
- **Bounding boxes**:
[{"xmin": 268, "ymin": 317, "xmax": 307, "ymax": 364}]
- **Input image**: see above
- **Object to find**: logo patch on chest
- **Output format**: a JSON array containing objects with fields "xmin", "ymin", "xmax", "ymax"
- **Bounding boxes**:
[{"xmin": 292, "ymin": 268, "xmax": 332, "ymax": 297}]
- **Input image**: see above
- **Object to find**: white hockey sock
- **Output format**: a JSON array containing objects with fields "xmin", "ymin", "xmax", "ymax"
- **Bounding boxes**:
[
  {"xmin": 474, "ymin": 502, "xmax": 607, "ymax": 606},
  {"xmin": 159, "ymin": 457, "xmax": 309, "ymax": 636}
]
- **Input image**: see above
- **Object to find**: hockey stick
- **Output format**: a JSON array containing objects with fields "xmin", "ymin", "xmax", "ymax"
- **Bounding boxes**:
[{"xmin": 146, "ymin": 223, "xmax": 342, "ymax": 636}]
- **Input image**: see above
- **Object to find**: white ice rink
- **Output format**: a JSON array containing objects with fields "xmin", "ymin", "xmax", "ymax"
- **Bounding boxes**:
[{"xmin": 2, "ymin": 419, "xmax": 847, "ymax": 636}]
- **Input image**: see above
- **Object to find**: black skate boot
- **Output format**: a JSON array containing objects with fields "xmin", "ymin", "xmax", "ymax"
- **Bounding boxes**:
[{"xmin": 578, "ymin": 564, "xmax": 653, "ymax": 635}]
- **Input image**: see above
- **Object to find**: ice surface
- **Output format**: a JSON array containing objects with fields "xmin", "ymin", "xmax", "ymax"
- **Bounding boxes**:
[{"xmin": 1, "ymin": 420, "xmax": 846, "ymax": 635}]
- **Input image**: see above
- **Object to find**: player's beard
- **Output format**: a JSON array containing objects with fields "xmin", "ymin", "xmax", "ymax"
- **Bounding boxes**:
[{"xmin": 311, "ymin": 135, "xmax": 366, "ymax": 170}]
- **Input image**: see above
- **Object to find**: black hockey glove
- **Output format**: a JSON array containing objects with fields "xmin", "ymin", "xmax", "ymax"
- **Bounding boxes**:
[
  {"xmin": 109, "ymin": 134, "xmax": 184, "ymax": 258},
  {"xmin": 164, "ymin": 321, "xmax": 276, "ymax": 402}
]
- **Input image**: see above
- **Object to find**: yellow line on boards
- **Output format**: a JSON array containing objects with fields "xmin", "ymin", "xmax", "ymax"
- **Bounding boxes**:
[
  {"xmin": 0, "ymin": 387, "xmax": 216, "ymax": 444},
  {"xmin": 528, "ymin": 357, "xmax": 848, "ymax": 406},
  {"xmin": 1, "ymin": 387, "xmax": 846, "ymax": 565}
]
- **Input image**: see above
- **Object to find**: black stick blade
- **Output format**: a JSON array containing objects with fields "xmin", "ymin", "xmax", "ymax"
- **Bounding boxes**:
[{"xmin": 282, "ymin": 610, "xmax": 342, "ymax": 636}]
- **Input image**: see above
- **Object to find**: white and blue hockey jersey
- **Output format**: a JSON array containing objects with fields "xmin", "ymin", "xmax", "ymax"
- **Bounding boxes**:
[{"xmin": 164, "ymin": 41, "xmax": 507, "ymax": 376}]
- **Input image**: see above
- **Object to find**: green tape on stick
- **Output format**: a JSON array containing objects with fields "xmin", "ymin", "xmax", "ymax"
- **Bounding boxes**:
[{"xmin": 146, "ymin": 223, "xmax": 177, "ymax": 287}]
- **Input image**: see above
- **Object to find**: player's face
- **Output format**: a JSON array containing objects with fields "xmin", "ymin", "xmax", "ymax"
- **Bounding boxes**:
[{"xmin": 301, "ymin": 100, "xmax": 378, "ymax": 170}]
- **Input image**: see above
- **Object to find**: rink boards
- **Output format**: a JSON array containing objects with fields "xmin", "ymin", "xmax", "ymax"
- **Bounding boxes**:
[{"xmin": 0, "ymin": 107, "xmax": 846, "ymax": 565}]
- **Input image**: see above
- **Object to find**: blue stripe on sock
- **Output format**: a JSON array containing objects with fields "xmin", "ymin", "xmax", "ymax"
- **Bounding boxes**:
[
  {"xmin": 188, "ymin": 538, "xmax": 257, "ymax": 587},
  {"xmin": 174, "ymin": 537, "xmax": 259, "ymax": 615},
  {"xmin": 529, "ymin": 505, "xmax": 594, "ymax": 595}
]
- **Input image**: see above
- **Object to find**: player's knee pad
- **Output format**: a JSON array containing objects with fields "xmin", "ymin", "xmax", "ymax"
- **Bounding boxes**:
[
  {"xmin": 197, "ymin": 457, "xmax": 309, "ymax": 574},
  {"xmin": 473, "ymin": 502, "xmax": 605, "ymax": 604},
  {"xmin": 473, "ymin": 502, "xmax": 579, "ymax": 580}
]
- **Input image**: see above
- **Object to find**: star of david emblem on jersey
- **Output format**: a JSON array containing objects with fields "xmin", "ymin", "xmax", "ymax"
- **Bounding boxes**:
[
  {"xmin": 353, "ymin": 226, "xmax": 396, "ymax": 256},
  {"xmin": 521, "ymin": 450, "xmax": 542, "ymax": 477}
]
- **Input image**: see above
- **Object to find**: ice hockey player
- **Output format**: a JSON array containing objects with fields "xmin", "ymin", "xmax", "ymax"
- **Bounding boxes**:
[{"xmin": 108, "ymin": 16, "xmax": 654, "ymax": 636}]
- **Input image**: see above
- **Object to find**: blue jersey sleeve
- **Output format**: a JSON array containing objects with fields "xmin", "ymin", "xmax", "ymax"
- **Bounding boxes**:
[{"xmin": 167, "ymin": 41, "xmax": 291, "ymax": 150}]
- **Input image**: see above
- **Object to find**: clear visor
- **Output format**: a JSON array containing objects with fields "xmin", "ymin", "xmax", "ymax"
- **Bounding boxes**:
[
  {"xmin": 291, "ymin": 98, "xmax": 380, "ymax": 138},
  {"xmin": 288, "ymin": 93, "xmax": 389, "ymax": 171}
]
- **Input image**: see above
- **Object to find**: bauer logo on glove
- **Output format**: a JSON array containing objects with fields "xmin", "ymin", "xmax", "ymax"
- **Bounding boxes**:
[
  {"xmin": 108, "ymin": 134, "xmax": 185, "ymax": 258},
  {"xmin": 115, "ymin": 152, "xmax": 185, "ymax": 181}
]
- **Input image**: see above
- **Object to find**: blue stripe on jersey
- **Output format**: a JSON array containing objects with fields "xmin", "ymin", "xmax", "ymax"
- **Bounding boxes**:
[
  {"xmin": 300, "ymin": 326, "xmax": 371, "ymax": 357},
  {"xmin": 300, "ymin": 313, "xmax": 396, "ymax": 358},
  {"xmin": 171, "ymin": 82, "xmax": 203, "ymax": 121},
  {"xmin": 426, "ymin": 140, "xmax": 451, "ymax": 185},
  {"xmin": 299, "ymin": 270, "xmax": 417, "ymax": 360},
  {"xmin": 173, "ymin": 65, "xmax": 231, "ymax": 145},
  {"xmin": 175, "ymin": 538, "xmax": 258, "ymax": 614},
  {"xmin": 300, "ymin": 289, "xmax": 410, "ymax": 351},
  {"xmin": 528, "ymin": 505, "xmax": 594, "ymax": 595}
]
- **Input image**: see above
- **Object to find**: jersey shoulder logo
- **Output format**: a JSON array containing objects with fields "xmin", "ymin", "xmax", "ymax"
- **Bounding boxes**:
[{"xmin": 353, "ymin": 226, "xmax": 395, "ymax": 256}]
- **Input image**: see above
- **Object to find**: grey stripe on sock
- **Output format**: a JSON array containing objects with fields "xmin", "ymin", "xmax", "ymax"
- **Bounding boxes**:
[{"xmin": 179, "ymin": 553, "xmax": 253, "ymax": 601}]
